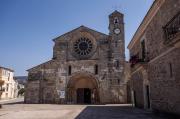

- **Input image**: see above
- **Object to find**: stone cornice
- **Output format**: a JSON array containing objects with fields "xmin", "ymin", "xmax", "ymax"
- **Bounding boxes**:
[{"xmin": 127, "ymin": 0, "xmax": 165, "ymax": 50}]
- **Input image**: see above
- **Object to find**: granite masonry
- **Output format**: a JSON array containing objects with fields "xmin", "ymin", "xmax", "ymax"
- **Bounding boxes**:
[
  {"xmin": 25, "ymin": 11, "xmax": 129, "ymax": 104},
  {"xmin": 128, "ymin": 0, "xmax": 180, "ymax": 115}
]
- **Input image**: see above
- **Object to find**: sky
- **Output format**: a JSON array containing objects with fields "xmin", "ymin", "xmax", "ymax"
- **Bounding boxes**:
[{"xmin": 0, "ymin": 0, "xmax": 153, "ymax": 76}]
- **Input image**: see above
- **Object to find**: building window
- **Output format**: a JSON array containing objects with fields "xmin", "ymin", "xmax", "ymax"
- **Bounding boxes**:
[
  {"xmin": 163, "ymin": 12, "xmax": 180, "ymax": 42},
  {"xmin": 141, "ymin": 40, "xmax": 146, "ymax": 60},
  {"xmin": 8, "ymin": 73, "xmax": 10, "ymax": 81},
  {"xmin": 68, "ymin": 66, "xmax": 71, "ymax": 76},
  {"xmin": 117, "ymin": 79, "xmax": 120, "ymax": 84},
  {"xmin": 115, "ymin": 60, "xmax": 119, "ymax": 69},
  {"xmin": 3, "ymin": 70, "xmax": 5, "ymax": 76},
  {"xmin": 114, "ymin": 17, "xmax": 119, "ymax": 24},
  {"xmin": 95, "ymin": 65, "xmax": 98, "ymax": 75},
  {"xmin": 6, "ymin": 84, "xmax": 9, "ymax": 91},
  {"xmin": 169, "ymin": 62, "xmax": 173, "ymax": 77},
  {"xmin": 115, "ymin": 41, "xmax": 118, "ymax": 47}
]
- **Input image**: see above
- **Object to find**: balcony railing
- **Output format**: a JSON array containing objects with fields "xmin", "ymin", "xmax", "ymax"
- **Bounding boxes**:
[
  {"xmin": 163, "ymin": 11, "xmax": 180, "ymax": 43},
  {"xmin": 129, "ymin": 54, "xmax": 149, "ymax": 68}
]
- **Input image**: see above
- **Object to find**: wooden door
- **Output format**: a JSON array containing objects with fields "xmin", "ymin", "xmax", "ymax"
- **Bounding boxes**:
[
  {"xmin": 77, "ymin": 88, "xmax": 84, "ymax": 104},
  {"xmin": 84, "ymin": 88, "xmax": 91, "ymax": 104}
]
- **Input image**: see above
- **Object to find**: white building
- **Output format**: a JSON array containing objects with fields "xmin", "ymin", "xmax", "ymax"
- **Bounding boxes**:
[{"xmin": 0, "ymin": 66, "xmax": 18, "ymax": 99}]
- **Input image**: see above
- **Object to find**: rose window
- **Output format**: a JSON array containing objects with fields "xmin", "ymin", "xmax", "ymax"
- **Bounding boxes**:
[{"xmin": 74, "ymin": 38, "xmax": 93, "ymax": 56}]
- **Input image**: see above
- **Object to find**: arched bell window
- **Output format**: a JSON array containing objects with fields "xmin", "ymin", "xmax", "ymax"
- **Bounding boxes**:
[{"xmin": 114, "ymin": 17, "xmax": 119, "ymax": 24}]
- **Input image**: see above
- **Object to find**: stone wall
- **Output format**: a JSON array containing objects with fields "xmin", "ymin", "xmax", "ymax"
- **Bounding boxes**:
[
  {"xmin": 25, "ymin": 81, "xmax": 40, "ymax": 103},
  {"xmin": 109, "ymin": 85, "xmax": 127, "ymax": 103},
  {"xmin": 53, "ymin": 26, "xmax": 108, "ymax": 61},
  {"xmin": 145, "ymin": 0, "xmax": 180, "ymax": 114},
  {"xmin": 128, "ymin": 0, "xmax": 180, "ymax": 114},
  {"xmin": 146, "ymin": 0, "xmax": 180, "ymax": 60},
  {"xmin": 25, "ymin": 11, "xmax": 128, "ymax": 104},
  {"xmin": 148, "ymin": 48, "xmax": 180, "ymax": 114},
  {"xmin": 131, "ymin": 71, "xmax": 144, "ymax": 108}
]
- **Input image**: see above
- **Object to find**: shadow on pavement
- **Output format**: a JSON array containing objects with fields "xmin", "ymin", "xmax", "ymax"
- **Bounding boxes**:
[{"xmin": 74, "ymin": 105, "xmax": 174, "ymax": 119}]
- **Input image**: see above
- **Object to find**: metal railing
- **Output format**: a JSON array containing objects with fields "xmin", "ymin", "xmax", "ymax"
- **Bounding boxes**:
[
  {"xmin": 129, "ymin": 54, "xmax": 149, "ymax": 68},
  {"xmin": 163, "ymin": 11, "xmax": 180, "ymax": 42}
]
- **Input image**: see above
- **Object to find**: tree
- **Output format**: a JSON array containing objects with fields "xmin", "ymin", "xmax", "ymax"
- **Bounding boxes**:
[{"xmin": 18, "ymin": 88, "xmax": 25, "ymax": 96}]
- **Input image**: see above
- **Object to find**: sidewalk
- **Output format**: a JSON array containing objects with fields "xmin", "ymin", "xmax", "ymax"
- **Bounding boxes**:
[{"xmin": 0, "ymin": 97, "xmax": 24, "ymax": 104}]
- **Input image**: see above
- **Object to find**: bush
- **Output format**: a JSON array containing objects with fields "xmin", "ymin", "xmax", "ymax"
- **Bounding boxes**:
[{"xmin": 18, "ymin": 88, "xmax": 25, "ymax": 96}]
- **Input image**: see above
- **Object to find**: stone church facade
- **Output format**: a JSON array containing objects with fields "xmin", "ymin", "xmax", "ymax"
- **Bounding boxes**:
[
  {"xmin": 25, "ymin": 11, "xmax": 128, "ymax": 104},
  {"xmin": 128, "ymin": 0, "xmax": 180, "ymax": 115}
]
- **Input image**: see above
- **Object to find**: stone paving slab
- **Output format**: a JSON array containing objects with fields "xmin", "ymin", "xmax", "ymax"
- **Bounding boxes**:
[{"xmin": 0, "ymin": 104, "xmax": 171, "ymax": 119}]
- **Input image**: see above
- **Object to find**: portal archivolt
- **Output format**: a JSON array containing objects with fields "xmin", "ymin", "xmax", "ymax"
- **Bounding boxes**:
[{"xmin": 66, "ymin": 72, "xmax": 99, "ymax": 104}]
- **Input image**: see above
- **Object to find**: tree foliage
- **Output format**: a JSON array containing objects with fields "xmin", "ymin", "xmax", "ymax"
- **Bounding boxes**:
[{"xmin": 18, "ymin": 88, "xmax": 25, "ymax": 96}]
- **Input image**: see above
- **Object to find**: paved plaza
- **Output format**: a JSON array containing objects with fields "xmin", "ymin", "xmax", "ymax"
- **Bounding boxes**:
[{"xmin": 0, "ymin": 100, "xmax": 173, "ymax": 119}]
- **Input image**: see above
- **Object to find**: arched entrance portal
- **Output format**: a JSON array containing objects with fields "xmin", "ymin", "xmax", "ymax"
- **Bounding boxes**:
[{"xmin": 67, "ymin": 72, "xmax": 99, "ymax": 104}]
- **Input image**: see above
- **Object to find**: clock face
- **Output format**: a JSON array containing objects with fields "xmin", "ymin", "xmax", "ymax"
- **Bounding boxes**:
[{"xmin": 114, "ymin": 28, "xmax": 120, "ymax": 34}]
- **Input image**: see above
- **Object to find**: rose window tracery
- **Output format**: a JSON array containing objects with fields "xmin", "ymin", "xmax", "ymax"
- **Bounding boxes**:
[{"xmin": 73, "ymin": 37, "xmax": 93, "ymax": 56}]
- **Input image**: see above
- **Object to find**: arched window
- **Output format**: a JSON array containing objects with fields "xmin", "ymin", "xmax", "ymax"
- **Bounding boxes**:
[{"xmin": 114, "ymin": 17, "xmax": 119, "ymax": 24}]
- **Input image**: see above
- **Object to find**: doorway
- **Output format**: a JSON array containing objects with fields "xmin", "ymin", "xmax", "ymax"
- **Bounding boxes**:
[
  {"xmin": 132, "ymin": 90, "xmax": 137, "ymax": 107},
  {"xmin": 77, "ymin": 88, "xmax": 91, "ymax": 104},
  {"xmin": 146, "ymin": 85, "xmax": 150, "ymax": 109},
  {"xmin": 67, "ymin": 73, "xmax": 99, "ymax": 104}
]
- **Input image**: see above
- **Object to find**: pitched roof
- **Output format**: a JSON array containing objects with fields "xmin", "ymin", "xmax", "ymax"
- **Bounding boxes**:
[
  {"xmin": 26, "ymin": 60, "xmax": 53, "ymax": 72},
  {"xmin": 109, "ymin": 10, "xmax": 124, "ymax": 17},
  {"xmin": 0, "ymin": 66, "xmax": 14, "ymax": 72},
  {"xmin": 52, "ymin": 25, "xmax": 108, "ymax": 42}
]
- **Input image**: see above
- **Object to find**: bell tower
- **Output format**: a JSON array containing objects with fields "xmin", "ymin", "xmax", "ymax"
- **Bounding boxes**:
[{"xmin": 108, "ymin": 10, "xmax": 125, "ymax": 85}]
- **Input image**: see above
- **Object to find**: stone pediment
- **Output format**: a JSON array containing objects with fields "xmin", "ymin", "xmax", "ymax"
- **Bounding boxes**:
[
  {"xmin": 53, "ymin": 25, "xmax": 108, "ymax": 42},
  {"xmin": 27, "ymin": 60, "xmax": 56, "ymax": 72}
]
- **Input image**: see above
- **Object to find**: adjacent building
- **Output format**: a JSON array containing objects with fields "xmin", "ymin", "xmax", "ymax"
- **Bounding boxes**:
[
  {"xmin": 128, "ymin": 0, "xmax": 180, "ymax": 114},
  {"xmin": 25, "ymin": 11, "xmax": 129, "ymax": 104},
  {"xmin": 0, "ymin": 66, "xmax": 18, "ymax": 99}
]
